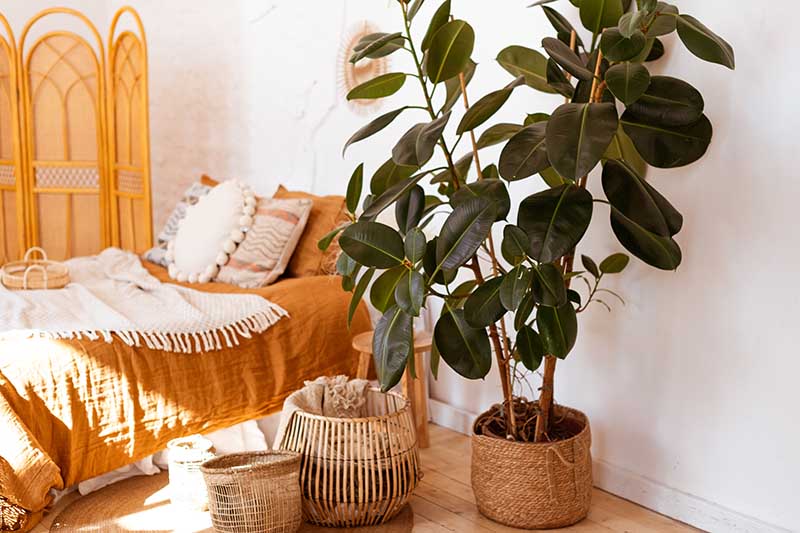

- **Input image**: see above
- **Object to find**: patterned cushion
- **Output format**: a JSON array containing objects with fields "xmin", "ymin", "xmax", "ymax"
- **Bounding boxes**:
[
  {"xmin": 216, "ymin": 197, "xmax": 313, "ymax": 288},
  {"xmin": 143, "ymin": 181, "xmax": 213, "ymax": 266}
]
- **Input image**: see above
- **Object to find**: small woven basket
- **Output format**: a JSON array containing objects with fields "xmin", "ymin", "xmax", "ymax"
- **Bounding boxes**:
[
  {"xmin": 277, "ymin": 388, "xmax": 421, "ymax": 527},
  {"xmin": 201, "ymin": 451, "xmax": 302, "ymax": 533},
  {"xmin": 1, "ymin": 247, "xmax": 69, "ymax": 290},
  {"xmin": 471, "ymin": 404, "xmax": 592, "ymax": 529}
]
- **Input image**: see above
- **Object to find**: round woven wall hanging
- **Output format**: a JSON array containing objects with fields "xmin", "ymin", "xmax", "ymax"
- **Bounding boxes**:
[{"xmin": 338, "ymin": 21, "xmax": 391, "ymax": 115}]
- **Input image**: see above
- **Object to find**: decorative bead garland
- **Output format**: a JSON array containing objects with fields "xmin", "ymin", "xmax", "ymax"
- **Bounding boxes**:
[{"xmin": 166, "ymin": 180, "xmax": 257, "ymax": 284}]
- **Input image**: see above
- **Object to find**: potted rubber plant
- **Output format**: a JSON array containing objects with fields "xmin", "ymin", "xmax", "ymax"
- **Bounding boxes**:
[{"xmin": 322, "ymin": 0, "xmax": 734, "ymax": 528}]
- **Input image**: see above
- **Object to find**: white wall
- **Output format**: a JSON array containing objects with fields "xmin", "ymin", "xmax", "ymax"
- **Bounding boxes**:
[{"xmin": 10, "ymin": 0, "xmax": 795, "ymax": 531}]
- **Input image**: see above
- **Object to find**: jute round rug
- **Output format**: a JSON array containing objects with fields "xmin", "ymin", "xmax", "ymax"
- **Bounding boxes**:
[{"xmin": 50, "ymin": 472, "xmax": 413, "ymax": 532}]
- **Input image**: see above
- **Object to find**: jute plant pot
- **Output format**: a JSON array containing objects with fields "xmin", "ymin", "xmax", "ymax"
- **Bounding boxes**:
[{"xmin": 471, "ymin": 404, "xmax": 592, "ymax": 529}]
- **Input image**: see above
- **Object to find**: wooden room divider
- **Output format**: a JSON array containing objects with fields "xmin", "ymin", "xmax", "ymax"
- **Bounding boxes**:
[{"xmin": 0, "ymin": 6, "xmax": 152, "ymax": 262}]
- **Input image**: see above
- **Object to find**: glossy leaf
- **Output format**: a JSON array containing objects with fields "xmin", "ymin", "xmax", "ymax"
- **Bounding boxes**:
[
  {"xmin": 676, "ymin": 14, "xmax": 735, "ymax": 69},
  {"xmin": 580, "ymin": 0, "xmax": 624, "ymax": 41},
  {"xmin": 517, "ymin": 326, "xmax": 545, "ymax": 371},
  {"xmin": 477, "ymin": 123, "xmax": 523, "ymax": 150},
  {"xmin": 362, "ymin": 173, "xmax": 426, "ymax": 220},
  {"xmin": 464, "ymin": 277, "xmax": 506, "ymax": 328},
  {"xmin": 373, "ymin": 306, "xmax": 413, "ymax": 390},
  {"xmin": 537, "ymin": 301, "xmax": 578, "ymax": 359},
  {"xmin": 347, "ymin": 73, "xmax": 406, "ymax": 100},
  {"xmin": 600, "ymin": 252, "xmax": 630, "ymax": 273},
  {"xmin": 515, "ymin": 293, "xmax": 536, "ymax": 330},
  {"xmin": 542, "ymin": 37, "xmax": 593, "ymax": 81},
  {"xmin": 351, "ymin": 32, "xmax": 404, "ymax": 63},
  {"xmin": 646, "ymin": 38, "xmax": 665, "ymax": 61},
  {"xmin": 518, "ymin": 184, "xmax": 594, "ymax": 263},
  {"xmin": 546, "ymin": 59, "xmax": 574, "ymax": 98},
  {"xmin": 451, "ymin": 179, "xmax": 511, "ymax": 221},
  {"xmin": 610, "ymin": 207, "xmax": 682, "ymax": 269},
  {"xmin": 497, "ymin": 45, "xmax": 554, "ymax": 93},
  {"xmin": 603, "ymin": 126, "xmax": 648, "ymax": 178},
  {"xmin": 581, "ymin": 255, "xmax": 600, "ymax": 278},
  {"xmin": 600, "ymin": 28, "xmax": 646, "ymax": 61},
  {"xmin": 346, "ymin": 164, "xmax": 363, "ymax": 214},
  {"xmin": 442, "ymin": 60, "xmax": 476, "ymax": 113},
  {"xmin": 424, "ymin": 237, "xmax": 457, "ymax": 285},
  {"xmin": 618, "ymin": 10, "xmax": 646, "ymax": 38},
  {"xmin": 339, "ymin": 221, "xmax": 405, "ymax": 268},
  {"xmin": 370, "ymin": 159, "xmax": 416, "ymax": 196},
  {"xmin": 621, "ymin": 110, "xmax": 712, "ymax": 168},
  {"xmin": 432, "ymin": 153, "xmax": 472, "ymax": 185},
  {"xmin": 457, "ymin": 88, "xmax": 513, "ymax": 135},
  {"xmin": 348, "ymin": 267, "xmax": 375, "ymax": 327},
  {"xmin": 501, "ymin": 225, "xmax": 532, "ymax": 265},
  {"xmin": 318, "ymin": 225, "xmax": 344, "ymax": 252},
  {"xmin": 500, "ymin": 266, "xmax": 532, "ymax": 311},
  {"xmin": 405, "ymin": 227, "xmax": 427, "ymax": 263},
  {"xmin": 604, "ymin": 62, "xmax": 650, "ymax": 105},
  {"xmin": 395, "ymin": 185, "xmax": 425, "ymax": 235},
  {"xmin": 395, "ymin": 270, "xmax": 425, "ymax": 316},
  {"xmin": 647, "ymin": 2, "xmax": 678, "ymax": 37},
  {"xmin": 392, "ymin": 112, "xmax": 451, "ymax": 167},
  {"xmin": 344, "ymin": 107, "xmax": 407, "ymax": 154},
  {"xmin": 499, "ymin": 123, "xmax": 548, "ymax": 181},
  {"xmin": 532, "ymin": 263, "xmax": 567, "ymax": 307},
  {"xmin": 408, "ymin": 0, "xmax": 425, "ymax": 20},
  {"xmin": 421, "ymin": 0, "xmax": 451, "ymax": 52},
  {"xmin": 436, "ymin": 197, "xmax": 497, "ymax": 272},
  {"xmin": 540, "ymin": 167, "xmax": 570, "ymax": 187},
  {"xmin": 426, "ymin": 20, "xmax": 475, "ymax": 83},
  {"xmin": 435, "ymin": 306, "xmax": 492, "ymax": 379},
  {"xmin": 546, "ymin": 102, "xmax": 619, "ymax": 180},
  {"xmin": 626, "ymin": 76, "xmax": 704, "ymax": 126},
  {"xmin": 541, "ymin": 6, "xmax": 584, "ymax": 48},
  {"xmin": 370, "ymin": 266, "xmax": 406, "ymax": 313},
  {"xmin": 482, "ymin": 164, "xmax": 500, "ymax": 181}
]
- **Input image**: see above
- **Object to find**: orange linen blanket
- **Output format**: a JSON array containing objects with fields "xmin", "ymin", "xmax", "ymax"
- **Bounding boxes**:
[{"xmin": 0, "ymin": 265, "xmax": 370, "ymax": 531}]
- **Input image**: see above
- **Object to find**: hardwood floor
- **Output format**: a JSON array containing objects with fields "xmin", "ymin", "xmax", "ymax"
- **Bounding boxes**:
[{"xmin": 33, "ymin": 424, "xmax": 700, "ymax": 532}]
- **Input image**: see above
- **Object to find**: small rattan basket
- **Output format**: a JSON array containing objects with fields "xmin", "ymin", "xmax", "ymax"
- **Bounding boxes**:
[
  {"xmin": 1, "ymin": 247, "xmax": 69, "ymax": 290},
  {"xmin": 201, "ymin": 451, "xmax": 302, "ymax": 533},
  {"xmin": 277, "ymin": 388, "xmax": 421, "ymax": 528}
]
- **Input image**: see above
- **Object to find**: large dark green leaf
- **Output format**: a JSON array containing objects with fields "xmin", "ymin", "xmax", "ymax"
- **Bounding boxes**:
[
  {"xmin": 515, "ymin": 293, "xmax": 536, "ymax": 330},
  {"xmin": 676, "ymin": 14, "xmax": 735, "ymax": 69},
  {"xmin": 537, "ymin": 301, "xmax": 578, "ymax": 359},
  {"xmin": 500, "ymin": 266, "xmax": 532, "ymax": 311},
  {"xmin": 647, "ymin": 2, "xmax": 678, "ymax": 37},
  {"xmin": 600, "ymin": 28, "xmax": 646, "ymax": 61},
  {"xmin": 541, "ymin": 6, "xmax": 584, "ymax": 48},
  {"xmin": 436, "ymin": 197, "xmax": 496, "ymax": 272},
  {"xmin": 457, "ymin": 89, "xmax": 513, "ymax": 135},
  {"xmin": 546, "ymin": 59, "xmax": 574, "ymax": 98},
  {"xmin": 621, "ymin": 110, "xmax": 712, "ymax": 168},
  {"xmin": 344, "ymin": 107, "xmax": 407, "ymax": 155},
  {"xmin": 442, "ymin": 60, "xmax": 476, "ymax": 113},
  {"xmin": 516, "ymin": 326, "xmax": 545, "ymax": 372},
  {"xmin": 426, "ymin": 20, "xmax": 475, "ymax": 83},
  {"xmin": 546, "ymin": 102, "xmax": 619, "ymax": 180},
  {"xmin": 580, "ymin": 0, "xmax": 624, "ymax": 44},
  {"xmin": 477, "ymin": 123, "xmax": 523, "ymax": 150},
  {"xmin": 373, "ymin": 306, "xmax": 413, "ymax": 390},
  {"xmin": 603, "ymin": 126, "xmax": 648, "ymax": 178},
  {"xmin": 395, "ymin": 270, "xmax": 425, "ymax": 316},
  {"xmin": 609, "ymin": 207, "xmax": 682, "ymax": 269},
  {"xmin": 339, "ymin": 221, "xmax": 405, "ymax": 268},
  {"xmin": 370, "ymin": 266, "xmax": 406, "ymax": 313},
  {"xmin": 370, "ymin": 159, "xmax": 416, "ymax": 196},
  {"xmin": 604, "ymin": 62, "xmax": 650, "ymax": 105},
  {"xmin": 424, "ymin": 237, "xmax": 457, "ymax": 285},
  {"xmin": 501, "ymin": 225, "xmax": 532, "ymax": 265},
  {"xmin": 362, "ymin": 173, "xmax": 426, "ymax": 220},
  {"xmin": 404, "ymin": 228, "xmax": 427, "ymax": 264},
  {"xmin": 499, "ymin": 123, "xmax": 548, "ymax": 181},
  {"xmin": 450, "ymin": 179, "xmax": 510, "ymax": 221},
  {"xmin": 395, "ymin": 185, "xmax": 425, "ymax": 235},
  {"xmin": 602, "ymin": 159, "xmax": 682, "ymax": 237},
  {"xmin": 626, "ymin": 76, "xmax": 703, "ymax": 126},
  {"xmin": 646, "ymin": 38, "xmax": 665, "ymax": 61},
  {"xmin": 351, "ymin": 32, "xmax": 404, "ymax": 63},
  {"xmin": 497, "ymin": 46, "xmax": 554, "ymax": 93},
  {"xmin": 464, "ymin": 276, "xmax": 506, "ymax": 328},
  {"xmin": 618, "ymin": 10, "xmax": 646, "ymax": 38},
  {"xmin": 532, "ymin": 263, "xmax": 567, "ymax": 307},
  {"xmin": 348, "ymin": 267, "xmax": 375, "ymax": 327},
  {"xmin": 435, "ymin": 306, "xmax": 492, "ymax": 379},
  {"xmin": 518, "ymin": 184, "xmax": 593, "ymax": 263},
  {"xmin": 347, "ymin": 73, "xmax": 406, "ymax": 100},
  {"xmin": 421, "ymin": 0, "xmax": 450, "ymax": 51},
  {"xmin": 542, "ymin": 38, "xmax": 593, "ymax": 81},
  {"xmin": 345, "ymin": 164, "xmax": 363, "ymax": 214},
  {"xmin": 392, "ymin": 112, "xmax": 451, "ymax": 167}
]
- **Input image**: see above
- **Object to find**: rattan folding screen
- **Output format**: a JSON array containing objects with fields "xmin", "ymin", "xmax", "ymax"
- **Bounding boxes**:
[{"xmin": 0, "ymin": 6, "xmax": 152, "ymax": 262}]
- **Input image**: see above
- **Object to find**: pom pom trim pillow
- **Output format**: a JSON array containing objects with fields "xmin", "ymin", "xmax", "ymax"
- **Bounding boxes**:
[{"xmin": 216, "ymin": 197, "xmax": 312, "ymax": 288}]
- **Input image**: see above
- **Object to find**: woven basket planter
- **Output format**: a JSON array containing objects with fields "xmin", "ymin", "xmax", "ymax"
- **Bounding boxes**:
[
  {"xmin": 471, "ymin": 404, "xmax": 592, "ymax": 529},
  {"xmin": 201, "ymin": 451, "xmax": 302, "ymax": 533},
  {"xmin": 277, "ymin": 388, "xmax": 421, "ymax": 527}
]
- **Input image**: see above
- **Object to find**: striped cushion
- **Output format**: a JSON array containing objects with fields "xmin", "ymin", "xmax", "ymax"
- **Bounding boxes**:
[{"xmin": 216, "ymin": 198, "xmax": 313, "ymax": 288}]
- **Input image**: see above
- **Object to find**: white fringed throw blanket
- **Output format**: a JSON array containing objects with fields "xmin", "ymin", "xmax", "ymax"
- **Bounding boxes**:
[{"xmin": 0, "ymin": 248, "xmax": 288, "ymax": 353}]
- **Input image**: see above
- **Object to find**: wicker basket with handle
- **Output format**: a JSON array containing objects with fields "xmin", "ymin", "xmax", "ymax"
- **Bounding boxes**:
[{"xmin": 1, "ymin": 247, "xmax": 70, "ymax": 290}]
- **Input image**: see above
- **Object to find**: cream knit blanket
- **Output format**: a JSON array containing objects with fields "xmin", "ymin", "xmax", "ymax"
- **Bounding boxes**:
[{"xmin": 0, "ymin": 248, "xmax": 288, "ymax": 353}]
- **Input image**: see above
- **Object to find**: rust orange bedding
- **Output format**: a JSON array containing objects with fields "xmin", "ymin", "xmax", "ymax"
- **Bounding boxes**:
[{"xmin": 0, "ymin": 264, "xmax": 371, "ymax": 531}]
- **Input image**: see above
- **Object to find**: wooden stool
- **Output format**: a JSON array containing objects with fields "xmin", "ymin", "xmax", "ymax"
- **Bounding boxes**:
[{"xmin": 352, "ymin": 330, "xmax": 432, "ymax": 449}]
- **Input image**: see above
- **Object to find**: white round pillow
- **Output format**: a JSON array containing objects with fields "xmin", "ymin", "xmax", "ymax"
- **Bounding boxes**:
[{"xmin": 166, "ymin": 179, "xmax": 256, "ymax": 283}]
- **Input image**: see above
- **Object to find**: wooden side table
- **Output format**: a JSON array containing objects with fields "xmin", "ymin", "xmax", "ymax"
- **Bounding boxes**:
[{"xmin": 352, "ymin": 330, "xmax": 432, "ymax": 449}]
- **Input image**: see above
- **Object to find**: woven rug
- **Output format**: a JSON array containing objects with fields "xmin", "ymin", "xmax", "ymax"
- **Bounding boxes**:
[{"xmin": 49, "ymin": 472, "xmax": 413, "ymax": 532}]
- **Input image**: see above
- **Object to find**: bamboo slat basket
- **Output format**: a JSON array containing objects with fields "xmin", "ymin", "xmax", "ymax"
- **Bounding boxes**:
[
  {"xmin": 1, "ymin": 247, "xmax": 69, "ymax": 290},
  {"xmin": 277, "ymin": 388, "xmax": 421, "ymax": 527}
]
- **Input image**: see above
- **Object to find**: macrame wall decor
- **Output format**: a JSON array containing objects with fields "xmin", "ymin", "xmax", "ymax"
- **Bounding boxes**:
[
  {"xmin": 0, "ymin": 6, "xmax": 152, "ymax": 262},
  {"xmin": 337, "ymin": 20, "xmax": 391, "ymax": 116}
]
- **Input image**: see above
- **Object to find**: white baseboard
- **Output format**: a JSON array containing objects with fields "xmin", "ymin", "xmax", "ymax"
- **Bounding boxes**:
[{"xmin": 428, "ymin": 400, "xmax": 789, "ymax": 533}]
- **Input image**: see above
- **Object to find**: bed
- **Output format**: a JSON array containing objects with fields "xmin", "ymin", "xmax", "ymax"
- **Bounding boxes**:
[{"xmin": 0, "ymin": 262, "xmax": 371, "ymax": 531}]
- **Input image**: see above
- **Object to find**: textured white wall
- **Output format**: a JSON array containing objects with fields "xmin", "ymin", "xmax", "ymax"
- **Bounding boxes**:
[{"xmin": 7, "ymin": 0, "xmax": 795, "ymax": 530}]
